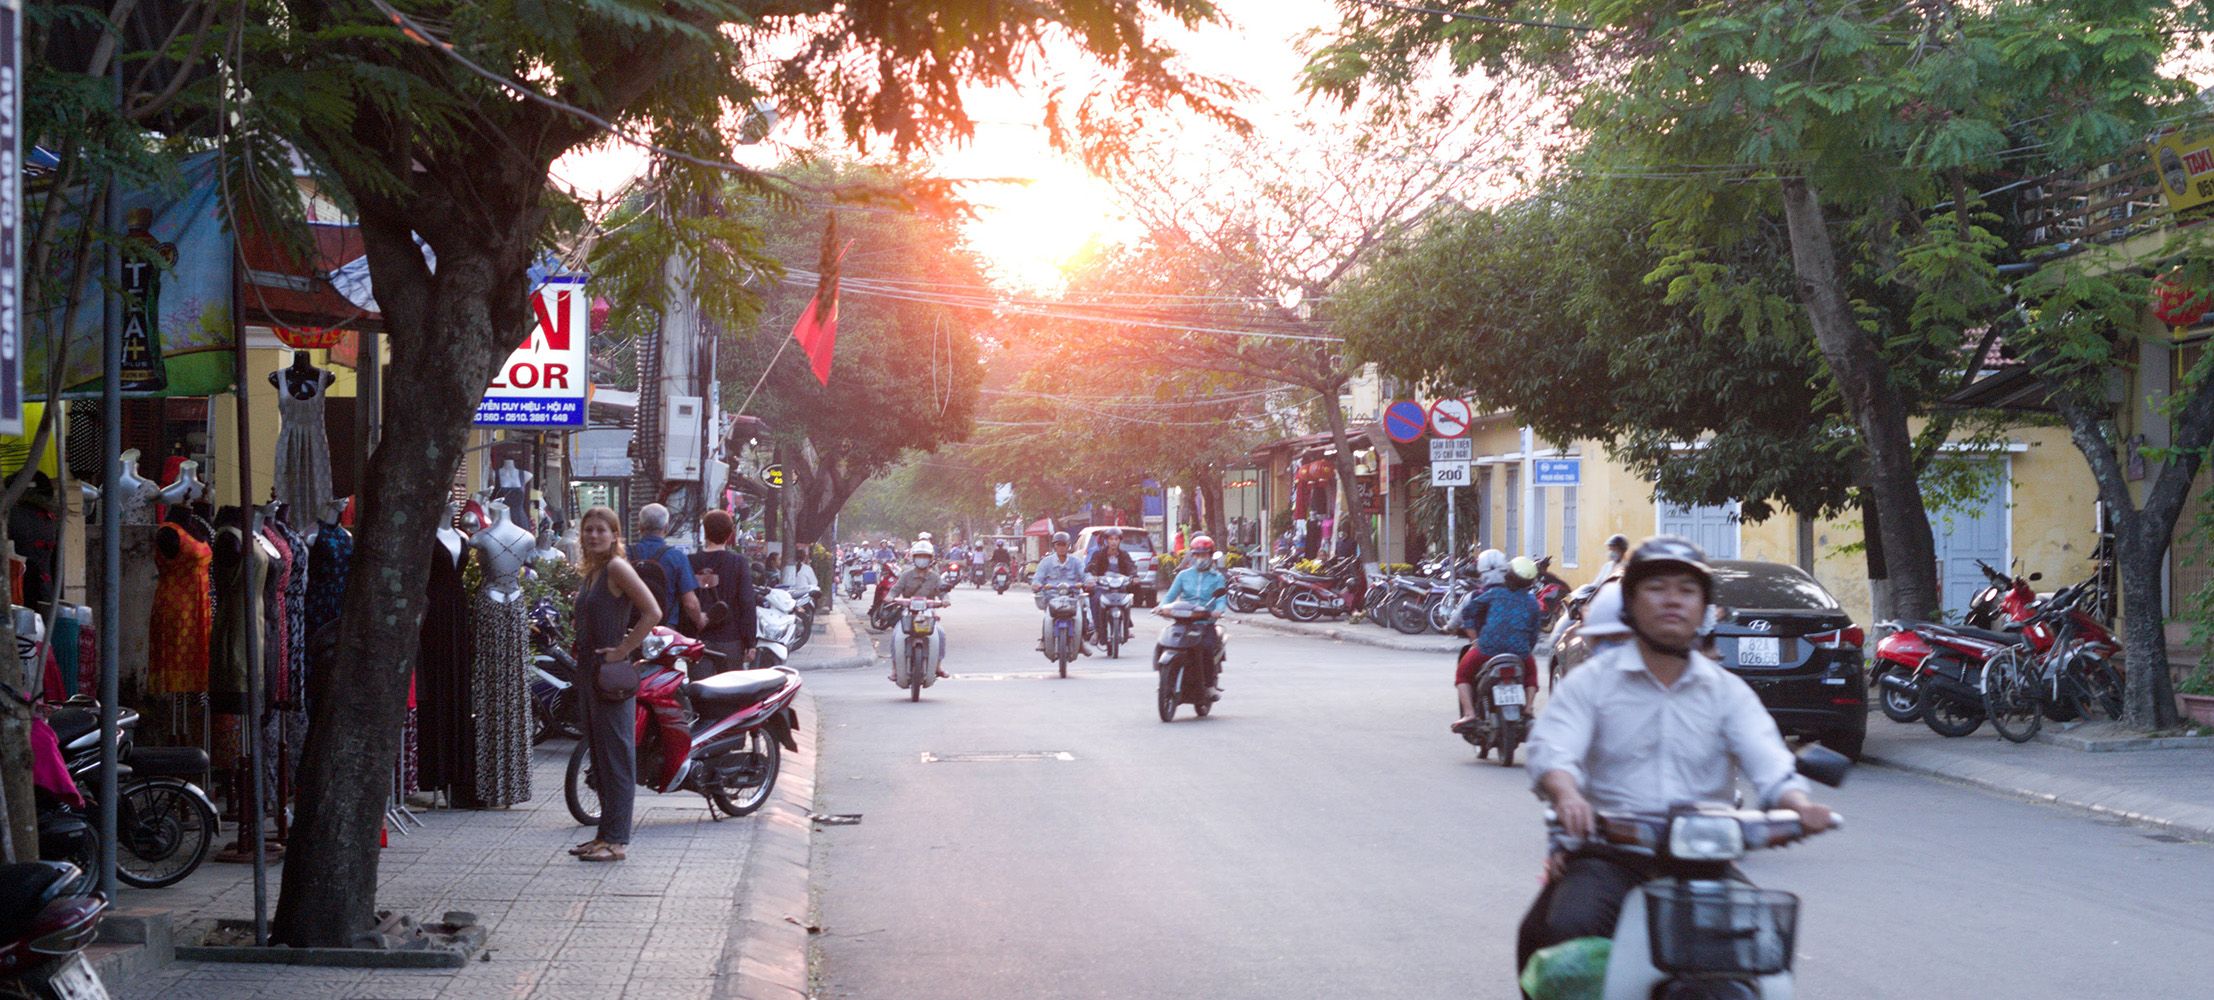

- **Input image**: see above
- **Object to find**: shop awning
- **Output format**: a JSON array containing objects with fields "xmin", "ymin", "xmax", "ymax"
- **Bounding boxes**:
[
  {"xmin": 238, "ymin": 215, "xmax": 384, "ymax": 334},
  {"xmin": 1942, "ymin": 365, "xmax": 2057, "ymax": 413},
  {"xmin": 1025, "ymin": 517, "xmax": 1054, "ymax": 537}
]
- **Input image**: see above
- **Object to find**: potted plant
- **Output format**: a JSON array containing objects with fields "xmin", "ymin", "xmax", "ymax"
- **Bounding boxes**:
[{"xmin": 2180, "ymin": 668, "xmax": 2214, "ymax": 727}]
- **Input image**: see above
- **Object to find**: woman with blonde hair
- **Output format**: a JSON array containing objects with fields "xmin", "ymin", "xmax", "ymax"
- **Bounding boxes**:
[{"xmin": 568, "ymin": 506, "xmax": 660, "ymax": 862}]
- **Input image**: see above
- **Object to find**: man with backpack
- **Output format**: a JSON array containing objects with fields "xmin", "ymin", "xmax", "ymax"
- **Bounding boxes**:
[{"xmin": 631, "ymin": 503, "xmax": 705, "ymax": 633}]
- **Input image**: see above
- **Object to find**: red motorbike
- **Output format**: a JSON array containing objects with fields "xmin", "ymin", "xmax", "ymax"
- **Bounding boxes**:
[
  {"xmin": 564, "ymin": 627, "xmax": 803, "ymax": 824},
  {"xmin": 0, "ymin": 861, "xmax": 109, "ymax": 999},
  {"xmin": 1875, "ymin": 564, "xmax": 2122, "ymax": 735},
  {"xmin": 1275, "ymin": 556, "xmax": 1368, "ymax": 623},
  {"xmin": 1872, "ymin": 560, "xmax": 2035, "ymax": 728}
]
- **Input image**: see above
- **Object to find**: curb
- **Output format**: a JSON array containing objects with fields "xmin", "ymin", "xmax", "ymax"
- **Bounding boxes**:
[
  {"xmin": 1229, "ymin": 613, "xmax": 1463, "ymax": 654},
  {"xmin": 1864, "ymin": 752, "xmax": 2214, "ymax": 843},
  {"xmin": 716, "ymin": 692, "xmax": 821, "ymax": 1000}
]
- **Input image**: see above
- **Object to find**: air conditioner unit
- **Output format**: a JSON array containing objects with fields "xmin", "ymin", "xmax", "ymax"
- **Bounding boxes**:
[{"xmin": 663, "ymin": 394, "xmax": 704, "ymax": 481}]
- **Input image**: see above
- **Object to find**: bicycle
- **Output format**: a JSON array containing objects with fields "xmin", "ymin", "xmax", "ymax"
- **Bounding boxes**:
[{"xmin": 1980, "ymin": 589, "xmax": 2125, "ymax": 744}]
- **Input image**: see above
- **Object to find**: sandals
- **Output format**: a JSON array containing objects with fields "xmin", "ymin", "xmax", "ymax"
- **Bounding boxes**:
[
  {"xmin": 577, "ymin": 843, "xmax": 626, "ymax": 863},
  {"xmin": 567, "ymin": 839, "xmax": 605, "ymax": 857}
]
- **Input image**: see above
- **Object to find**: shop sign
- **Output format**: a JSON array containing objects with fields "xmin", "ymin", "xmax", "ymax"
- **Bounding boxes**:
[
  {"xmin": 2153, "ymin": 128, "xmax": 2214, "ymax": 220},
  {"xmin": 0, "ymin": 2, "xmax": 18, "ymax": 434},
  {"xmin": 475, "ymin": 275, "xmax": 588, "ymax": 428},
  {"xmin": 1355, "ymin": 473, "xmax": 1381, "ymax": 514},
  {"xmin": 762, "ymin": 464, "xmax": 787, "ymax": 489}
]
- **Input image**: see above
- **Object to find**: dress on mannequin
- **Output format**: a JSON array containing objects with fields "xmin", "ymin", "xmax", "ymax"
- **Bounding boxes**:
[
  {"xmin": 415, "ymin": 511, "xmax": 473, "ymax": 801},
  {"xmin": 112, "ymin": 449, "xmax": 161, "ymax": 526},
  {"xmin": 466, "ymin": 500, "xmax": 534, "ymax": 807},
  {"xmin": 271, "ymin": 354, "xmax": 336, "ymax": 524},
  {"xmin": 147, "ymin": 521, "xmax": 213, "ymax": 695},
  {"xmin": 492, "ymin": 461, "xmax": 532, "ymax": 524}
]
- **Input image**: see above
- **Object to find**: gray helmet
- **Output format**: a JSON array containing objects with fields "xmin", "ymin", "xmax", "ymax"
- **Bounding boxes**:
[
  {"xmin": 1051, "ymin": 531, "xmax": 1071, "ymax": 546},
  {"xmin": 1617, "ymin": 535, "xmax": 1714, "ymax": 611},
  {"xmin": 1606, "ymin": 533, "xmax": 1631, "ymax": 552}
]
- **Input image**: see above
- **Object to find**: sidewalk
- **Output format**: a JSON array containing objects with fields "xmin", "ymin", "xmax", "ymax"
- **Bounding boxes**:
[
  {"xmin": 1227, "ymin": 611, "xmax": 1467, "ymax": 654},
  {"xmin": 1864, "ymin": 719, "xmax": 2214, "ymax": 841},
  {"xmin": 797, "ymin": 603, "xmax": 872, "ymax": 671},
  {"xmin": 112, "ymin": 694, "xmax": 822, "ymax": 1000}
]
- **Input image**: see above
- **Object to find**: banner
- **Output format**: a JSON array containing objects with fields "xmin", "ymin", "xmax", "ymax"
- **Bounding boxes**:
[
  {"xmin": 0, "ymin": 1, "xmax": 20, "ymax": 433},
  {"xmin": 2152, "ymin": 129, "xmax": 2214, "ymax": 221},
  {"xmin": 475, "ymin": 275, "xmax": 588, "ymax": 428},
  {"xmin": 28, "ymin": 152, "xmax": 234, "ymax": 399}
]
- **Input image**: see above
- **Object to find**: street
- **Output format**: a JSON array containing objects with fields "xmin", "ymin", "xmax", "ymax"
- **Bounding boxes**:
[{"xmin": 810, "ymin": 589, "xmax": 2214, "ymax": 1000}]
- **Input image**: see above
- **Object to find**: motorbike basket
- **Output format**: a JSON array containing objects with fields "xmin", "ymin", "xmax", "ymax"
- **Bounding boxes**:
[{"xmin": 1644, "ymin": 882, "xmax": 1798, "ymax": 977}]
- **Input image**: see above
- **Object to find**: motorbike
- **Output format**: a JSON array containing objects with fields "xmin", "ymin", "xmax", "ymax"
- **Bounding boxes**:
[
  {"xmin": 1979, "ymin": 584, "xmax": 2127, "ymax": 742},
  {"xmin": 1873, "ymin": 620, "xmax": 2015, "ymax": 737},
  {"xmin": 1423, "ymin": 558, "xmax": 1484, "ymax": 634},
  {"xmin": 780, "ymin": 584, "xmax": 818, "ymax": 653},
  {"xmin": 1533, "ymin": 556, "xmax": 1572, "ymax": 632},
  {"xmin": 968, "ymin": 561, "xmax": 989, "ymax": 588},
  {"xmin": 1276, "ymin": 556, "xmax": 1366, "ymax": 623},
  {"xmin": 1870, "ymin": 560, "xmax": 2036, "ymax": 725},
  {"xmin": 528, "ymin": 598, "xmax": 583, "ymax": 743},
  {"xmin": 1037, "ymin": 583, "xmax": 1085, "ymax": 677},
  {"xmin": 1152, "ymin": 593, "xmax": 1224, "ymax": 722},
  {"xmin": 895, "ymin": 598, "xmax": 950, "ymax": 701},
  {"xmin": 867, "ymin": 564, "xmax": 905, "ymax": 632},
  {"xmin": 989, "ymin": 561, "xmax": 1014, "ymax": 594},
  {"xmin": 1225, "ymin": 555, "xmax": 1288, "ymax": 615},
  {"xmin": 0, "ymin": 861, "xmax": 111, "ymax": 1000},
  {"xmin": 43, "ymin": 701, "xmax": 218, "ymax": 890},
  {"xmin": 842, "ymin": 558, "xmax": 870, "ymax": 601},
  {"xmin": 1453, "ymin": 652, "xmax": 1533, "ymax": 767},
  {"xmin": 1094, "ymin": 573, "xmax": 1136, "ymax": 659},
  {"xmin": 1521, "ymin": 746, "xmax": 1850, "ymax": 1000},
  {"xmin": 1379, "ymin": 567, "xmax": 1444, "ymax": 635},
  {"xmin": 565, "ymin": 627, "xmax": 802, "ymax": 824},
  {"xmin": 754, "ymin": 587, "xmax": 801, "ymax": 668},
  {"xmin": 937, "ymin": 562, "xmax": 965, "ymax": 593}
]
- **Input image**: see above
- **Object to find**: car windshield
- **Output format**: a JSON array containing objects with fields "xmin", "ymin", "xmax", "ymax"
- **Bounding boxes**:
[
  {"xmin": 1710, "ymin": 561, "xmax": 1842, "ymax": 611},
  {"xmin": 1091, "ymin": 531, "xmax": 1154, "ymax": 555}
]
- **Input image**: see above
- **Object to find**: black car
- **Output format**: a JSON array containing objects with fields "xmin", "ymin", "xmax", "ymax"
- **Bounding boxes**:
[{"xmin": 1551, "ymin": 559, "xmax": 1867, "ymax": 760}]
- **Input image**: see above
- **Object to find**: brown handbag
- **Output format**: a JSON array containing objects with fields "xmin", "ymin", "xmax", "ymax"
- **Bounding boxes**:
[{"xmin": 595, "ymin": 658, "xmax": 640, "ymax": 702}]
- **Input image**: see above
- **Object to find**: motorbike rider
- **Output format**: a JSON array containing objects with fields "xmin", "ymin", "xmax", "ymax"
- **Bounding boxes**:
[
  {"xmin": 1594, "ymin": 533, "xmax": 1630, "ymax": 583},
  {"xmin": 889, "ymin": 540, "xmax": 950, "ymax": 680},
  {"xmin": 1473, "ymin": 547, "xmax": 1511, "ymax": 591},
  {"xmin": 1451, "ymin": 555, "xmax": 1543, "ymax": 733},
  {"xmin": 1032, "ymin": 531, "xmax": 1091, "ymax": 656},
  {"xmin": 944, "ymin": 538, "xmax": 970, "ymax": 577},
  {"xmin": 1159, "ymin": 534, "xmax": 1229, "ymax": 690},
  {"xmin": 989, "ymin": 540, "xmax": 1013, "ymax": 571},
  {"xmin": 1084, "ymin": 530, "xmax": 1138, "ymax": 643},
  {"xmin": 1516, "ymin": 536, "xmax": 1835, "ymax": 982}
]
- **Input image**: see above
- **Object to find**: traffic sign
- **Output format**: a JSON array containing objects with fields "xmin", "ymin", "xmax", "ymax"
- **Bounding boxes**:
[
  {"xmin": 1429, "ymin": 438, "xmax": 1473, "ymax": 487},
  {"xmin": 762, "ymin": 464, "xmax": 788, "ymax": 489},
  {"xmin": 1533, "ymin": 458, "xmax": 1581, "ymax": 486},
  {"xmin": 1427, "ymin": 398, "xmax": 1473, "ymax": 439},
  {"xmin": 1383, "ymin": 400, "xmax": 1427, "ymax": 444}
]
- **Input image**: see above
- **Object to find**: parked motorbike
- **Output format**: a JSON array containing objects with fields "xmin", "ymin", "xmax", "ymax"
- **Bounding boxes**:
[
  {"xmin": 1873, "ymin": 621, "xmax": 2012, "ymax": 737},
  {"xmin": 1380, "ymin": 567, "xmax": 1444, "ymax": 635},
  {"xmin": 565, "ymin": 627, "xmax": 802, "ymax": 824},
  {"xmin": 894, "ymin": 598, "xmax": 950, "ymax": 701},
  {"xmin": 1152, "ymin": 594, "xmax": 1225, "ymax": 722},
  {"xmin": 1980, "ymin": 584, "xmax": 2127, "ymax": 742},
  {"xmin": 1276, "ymin": 556, "xmax": 1367, "ymax": 623},
  {"xmin": 1520, "ymin": 746, "xmax": 1850, "ymax": 1000},
  {"xmin": 528, "ymin": 598, "xmax": 583, "ymax": 743},
  {"xmin": 1037, "ymin": 583, "xmax": 1085, "ymax": 678},
  {"xmin": 44, "ymin": 701, "xmax": 218, "ymax": 890},
  {"xmin": 989, "ymin": 562, "xmax": 1013, "ymax": 594},
  {"xmin": 1225, "ymin": 556, "xmax": 1288, "ymax": 615},
  {"xmin": 1094, "ymin": 573, "xmax": 1136, "ymax": 659},
  {"xmin": 1453, "ymin": 653, "xmax": 1533, "ymax": 767},
  {"xmin": 755, "ymin": 587, "xmax": 802, "ymax": 668},
  {"xmin": 779, "ymin": 585, "xmax": 818, "ymax": 653},
  {"xmin": 1870, "ymin": 560, "xmax": 2036, "ymax": 725},
  {"xmin": 0, "ymin": 861, "xmax": 111, "ymax": 1000}
]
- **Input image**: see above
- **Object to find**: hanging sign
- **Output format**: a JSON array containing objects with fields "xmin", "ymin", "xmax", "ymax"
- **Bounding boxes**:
[
  {"xmin": 0, "ymin": 1, "xmax": 18, "ymax": 434},
  {"xmin": 2152, "ymin": 129, "xmax": 2214, "ymax": 221},
  {"xmin": 1383, "ymin": 400, "xmax": 1426, "ymax": 444},
  {"xmin": 1427, "ymin": 398, "xmax": 1473, "ymax": 439},
  {"xmin": 475, "ymin": 275, "xmax": 588, "ymax": 428},
  {"xmin": 762, "ymin": 464, "xmax": 788, "ymax": 489}
]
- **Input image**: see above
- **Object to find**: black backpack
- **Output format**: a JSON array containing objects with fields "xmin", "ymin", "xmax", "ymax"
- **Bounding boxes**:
[{"xmin": 632, "ymin": 556, "xmax": 676, "ymax": 630}]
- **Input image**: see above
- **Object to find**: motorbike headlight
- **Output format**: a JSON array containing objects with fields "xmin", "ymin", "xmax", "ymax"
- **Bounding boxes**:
[
  {"xmin": 638, "ymin": 633, "xmax": 670, "ymax": 663},
  {"xmin": 1667, "ymin": 815, "xmax": 1746, "ymax": 861}
]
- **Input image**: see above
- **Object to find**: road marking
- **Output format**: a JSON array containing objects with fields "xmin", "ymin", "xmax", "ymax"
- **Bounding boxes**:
[{"xmin": 920, "ymin": 751, "xmax": 1077, "ymax": 763}]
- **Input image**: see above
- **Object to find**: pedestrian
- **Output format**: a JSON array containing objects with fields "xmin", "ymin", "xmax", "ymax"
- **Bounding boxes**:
[
  {"xmin": 631, "ymin": 503, "xmax": 705, "ymax": 632},
  {"xmin": 569, "ymin": 506, "xmax": 661, "ymax": 864},
  {"xmin": 687, "ymin": 510, "xmax": 757, "ymax": 675}
]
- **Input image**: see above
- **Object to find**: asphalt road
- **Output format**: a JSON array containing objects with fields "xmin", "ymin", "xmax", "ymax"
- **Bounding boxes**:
[{"xmin": 808, "ymin": 588, "xmax": 2214, "ymax": 1000}]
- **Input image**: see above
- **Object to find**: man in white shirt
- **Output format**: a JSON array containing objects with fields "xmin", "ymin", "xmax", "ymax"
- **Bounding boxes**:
[{"xmin": 1518, "ymin": 536, "xmax": 1834, "ymax": 974}]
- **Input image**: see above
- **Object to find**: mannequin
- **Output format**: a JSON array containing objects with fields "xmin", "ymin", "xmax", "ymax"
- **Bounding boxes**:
[
  {"xmin": 159, "ymin": 460, "xmax": 207, "ymax": 508},
  {"xmin": 437, "ymin": 500, "xmax": 466, "ymax": 563},
  {"xmin": 532, "ymin": 529, "xmax": 566, "ymax": 567},
  {"xmin": 492, "ymin": 460, "xmax": 532, "ymax": 519},
  {"xmin": 468, "ymin": 499, "xmax": 536, "ymax": 601},
  {"xmin": 271, "ymin": 351, "xmax": 336, "ymax": 523},
  {"xmin": 112, "ymin": 449, "xmax": 161, "ymax": 525}
]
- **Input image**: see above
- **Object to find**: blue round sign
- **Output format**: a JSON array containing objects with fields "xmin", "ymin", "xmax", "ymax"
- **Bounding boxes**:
[{"xmin": 1384, "ymin": 400, "xmax": 1427, "ymax": 444}]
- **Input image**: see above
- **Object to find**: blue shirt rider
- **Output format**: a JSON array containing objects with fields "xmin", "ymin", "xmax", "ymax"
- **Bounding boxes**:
[{"xmin": 1162, "ymin": 534, "xmax": 1229, "ymax": 678}]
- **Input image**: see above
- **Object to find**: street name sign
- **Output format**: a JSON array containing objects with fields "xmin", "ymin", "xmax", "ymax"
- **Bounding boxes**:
[{"xmin": 1534, "ymin": 458, "xmax": 1581, "ymax": 486}]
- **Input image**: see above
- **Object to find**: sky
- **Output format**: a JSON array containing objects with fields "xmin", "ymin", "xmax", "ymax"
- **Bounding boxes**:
[{"xmin": 551, "ymin": 0, "xmax": 1347, "ymax": 291}]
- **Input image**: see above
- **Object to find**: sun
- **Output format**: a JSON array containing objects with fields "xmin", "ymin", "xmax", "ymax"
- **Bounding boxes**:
[{"xmin": 958, "ymin": 161, "xmax": 1129, "ymax": 293}]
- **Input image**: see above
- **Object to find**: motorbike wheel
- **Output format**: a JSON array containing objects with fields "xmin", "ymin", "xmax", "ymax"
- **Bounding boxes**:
[
  {"xmin": 1286, "ymin": 591, "xmax": 1324, "ymax": 623},
  {"xmin": 709, "ymin": 729, "xmax": 782, "ymax": 817},
  {"xmin": 1107, "ymin": 626, "xmax": 1121, "ymax": 660},
  {"xmin": 1390, "ymin": 598, "xmax": 1429, "ymax": 635},
  {"xmin": 1266, "ymin": 591, "xmax": 1290, "ymax": 618},
  {"xmin": 564, "ymin": 739, "xmax": 602, "ymax": 827},
  {"xmin": 1496, "ymin": 722, "xmax": 1521, "ymax": 768},
  {"xmin": 1228, "ymin": 591, "xmax": 1259, "ymax": 614},
  {"xmin": 909, "ymin": 646, "xmax": 925, "ymax": 702},
  {"xmin": 790, "ymin": 610, "xmax": 814, "ymax": 652},
  {"xmin": 2076, "ymin": 656, "xmax": 2125, "ymax": 720},
  {"xmin": 1877, "ymin": 667, "xmax": 1926, "ymax": 724},
  {"xmin": 113, "ymin": 779, "xmax": 216, "ymax": 889},
  {"xmin": 1982, "ymin": 651, "xmax": 2043, "ymax": 744},
  {"xmin": 1426, "ymin": 594, "xmax": 1456, "ymax": 634},
  {"xmin": 1157, "ymin": 659, "xmax": 1179, "ymax": 722},
  {"xmin": 1922, "ymin": 697, "xmax": 1985, "ymax": 738}
]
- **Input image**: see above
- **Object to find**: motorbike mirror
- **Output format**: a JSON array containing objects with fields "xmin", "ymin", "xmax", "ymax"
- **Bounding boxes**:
[
  {"xmin": 1794, "ymin": 745, "xmax": 1852, "ymax": 788},
  {"xmin": 2028, "ymin": 572, "xmax": 2042, "ymax": 582},
  {"xmin": 1210, "ymin": 587, "xmax": 1228, "ymax": 599}
]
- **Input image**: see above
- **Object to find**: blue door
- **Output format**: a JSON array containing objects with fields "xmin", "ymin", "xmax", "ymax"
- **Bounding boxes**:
[
  {"xmin": 1658, "ymin": 498, "xmax": 1741, "ymax": 559},
  {"xmin": 1930, "ymin": 463, "xmax": 2009, "ymax": 621}
]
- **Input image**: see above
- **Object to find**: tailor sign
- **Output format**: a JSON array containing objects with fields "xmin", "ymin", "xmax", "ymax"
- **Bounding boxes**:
[{"xmin": 476, "ymin": 275, "xmax": 588, "ymax": 427}]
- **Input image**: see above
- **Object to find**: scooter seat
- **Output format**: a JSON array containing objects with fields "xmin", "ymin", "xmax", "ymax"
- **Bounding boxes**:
[
  {"xmin": 1905, "ymin": 621, "xmax": 2018, "ymax": 646},
  {"xmin": 0, "ymin": 862, "xmax": 74, "ymax": 939},
  {"xmin": 47, "ymin": 709, "xmax": 98, "ymax": 750},
  {"xmin": 126, "ymin": 746, "xmax": 210, "ymax": 779},
  {"xmin": 684, "ymin": 670, "xmax": 790, "ymax": 715}
]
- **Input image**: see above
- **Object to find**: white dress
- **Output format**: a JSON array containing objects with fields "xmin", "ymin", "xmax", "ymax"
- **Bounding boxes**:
[{"xmin": 274, "ymin": 376, "xmax": 333, "ymax": 520}]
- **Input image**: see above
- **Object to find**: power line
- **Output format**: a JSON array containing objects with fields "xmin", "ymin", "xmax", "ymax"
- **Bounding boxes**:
[{"xmin": 783, "ymin": 273, "xmax": 1345, "ymax": 343}]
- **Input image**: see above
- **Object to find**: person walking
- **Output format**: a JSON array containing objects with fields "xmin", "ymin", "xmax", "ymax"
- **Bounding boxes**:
[
  {"xmin": 631, "ymin": 503, "xmax": 705, "ymax": 632},
  {"xmin": 687, "ymin": 510, "xmax": 757, "ymax": 674},
  {"xmin": 569, "ymin": 506, "xmax": 662, "ymax": 864}
]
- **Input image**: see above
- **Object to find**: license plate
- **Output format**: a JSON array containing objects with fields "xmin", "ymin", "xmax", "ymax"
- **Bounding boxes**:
[
  {"xmin": 1738, "ymin": 636, "xmax": 1780, "ymax": 666},
  {"xmin": 1493, "ymin": 685, "xmax": 1526, "ymax": 707},
  {"xmin": 48, "ymin": 953, "xmax": 109, "ymax": 1000}
]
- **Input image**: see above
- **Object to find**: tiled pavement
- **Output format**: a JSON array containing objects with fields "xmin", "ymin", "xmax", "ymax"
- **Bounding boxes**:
[{"xmin": 115, "ymin": 694, "xmax": 820, "ymax": 1000}]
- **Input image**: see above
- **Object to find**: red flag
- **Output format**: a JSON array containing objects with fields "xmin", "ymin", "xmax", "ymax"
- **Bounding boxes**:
[{"xmin": 793, "ymin": 213, "xmax": 843, "ymax": 386}]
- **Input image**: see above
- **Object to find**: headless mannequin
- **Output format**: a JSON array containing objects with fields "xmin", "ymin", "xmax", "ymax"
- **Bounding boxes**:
[
  {"xmin": 437, "ymin": 501, "xmax": 465, "ymax": 562},
  {"xmin": 469, "ymin": 500, "xmax": 535, "ymax": 602},
  {"xmin": 113, "ymin": 449, "xmax": 161, "ymax": 525},
  {"xmin": 159, "ymin": 460, "xmax": 207, "ymax": 508},
  {"xmin": 269, "ymin": 350, "xmax": 335, "ymax": 398}
]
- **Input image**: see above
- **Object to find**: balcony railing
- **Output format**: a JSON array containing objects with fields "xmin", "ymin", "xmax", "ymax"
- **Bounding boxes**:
[{"xmin": 2015, "ymin": 153, "xmax": 2167, "ymax": 260}]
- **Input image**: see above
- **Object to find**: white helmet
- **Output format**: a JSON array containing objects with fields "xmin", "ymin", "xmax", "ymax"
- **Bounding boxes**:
[
  {"xmin": 917, "ymin": 531, "xmax": 934, "ymax": 542},
  {"xmin": 909, "ymin": 540, "xmax": 935, "ymax": 560},
  {"xmin": 1580, "ymin": 580, "xmax": 1631, "ymax": 638},
  {"xmin": 1476, "ymin": 548, "xmax": 1509, "ymax": 574}
]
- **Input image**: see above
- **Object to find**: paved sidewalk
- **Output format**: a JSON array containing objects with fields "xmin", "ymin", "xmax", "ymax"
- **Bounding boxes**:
[
  {"xmin": 1225, "ymin": 611, "xmax": 1467, "ymax": 654},
  {"xmin": 1864, "ymin": 719, "xmax": 2214, "ymax": 841},
  {"xmin": 114, "ymin": 693, "xmax": 821, "ymax": 1000},
  {"xmin": 798, "ymin": 604, "xmax": 872, "ymax": 671}
]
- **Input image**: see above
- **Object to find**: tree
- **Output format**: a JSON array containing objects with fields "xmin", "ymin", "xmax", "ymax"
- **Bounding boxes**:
[
  {"xmin": 1306, "ymin": 0, "xmax": 2207, "ymax": 624},
  {"xmin": 229, "ymin": 0, "xmax": 1238, "ymax": 945}
]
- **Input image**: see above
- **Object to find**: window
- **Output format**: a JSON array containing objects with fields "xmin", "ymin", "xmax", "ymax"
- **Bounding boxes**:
[
  {"xmin": 1530, "ymin": 476, "xmax": 1547, "ymax": 557},
  {"xmin": 1563, "ymin": 486, "xmax": 1579, "ymax": 565},
  {"xmin": 1505, "ymin": 465, "xmax": 1521, "ymax": 555}
]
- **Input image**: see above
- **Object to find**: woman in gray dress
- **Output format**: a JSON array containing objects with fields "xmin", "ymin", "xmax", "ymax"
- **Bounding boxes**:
[{"xmin": 569, "ymin": 506, "xmax": 661, "ymax": 863}]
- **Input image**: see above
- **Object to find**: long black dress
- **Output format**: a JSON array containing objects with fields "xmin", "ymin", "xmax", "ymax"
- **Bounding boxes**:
[{"xmin": 414, "ymin": 541, "xmax": 474, "ymax": 802}]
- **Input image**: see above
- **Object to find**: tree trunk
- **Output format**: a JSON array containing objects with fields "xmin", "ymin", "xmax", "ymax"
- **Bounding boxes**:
[
  {"xmin": 1776, "ymin": 179, "xmax": 1941, "ymax": 620},
  {"xmin": 273, "ymin": 214, "xmax": 540, "ymax": 946},
  {"xmin": 2115, "ymin": 523, "xmax": 2180, "ymax": 729},
  {"xmin": 1196, "ymin": 472, "xmax": 1227, "ymax": 543},
  {"xmin": 1859, "ymin": 489, "xmax": 1898, "ymax": 628}
]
